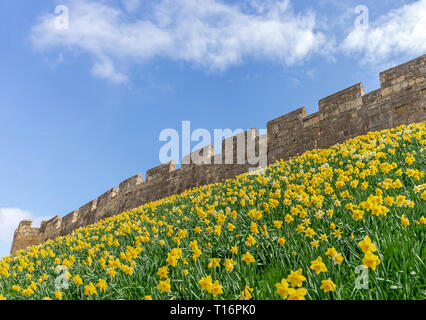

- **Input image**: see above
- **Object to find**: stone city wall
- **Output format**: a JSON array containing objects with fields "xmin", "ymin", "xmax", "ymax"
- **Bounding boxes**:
[{"xmin": 10, "ymin": 54, "xmax": 426, "ymax": 255}]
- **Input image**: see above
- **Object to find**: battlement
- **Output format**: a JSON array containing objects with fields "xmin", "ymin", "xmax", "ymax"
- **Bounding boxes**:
[
  {"xmin": 182, "ymin": 145, "xmax": 215, "ymax": 166},
  {"xmin": 10, "ymin": 54, "xmax": 426, "ymax": 256},
  {"xmin": 146, "ymin": 161, "xmax": 176, "ymax": 183},
  {"xmin": 119, "ymin": 175, "xmax": 143, "ymax": 194},
  {"xmin": 380, "ymin": 54, "xmax": 426, "ymax": 89},
  {"xmin": 220, "ymin": 128, "xmax": 258, "ymax": 165},
  {"xmin": 319, "ymin": 83, "xmax": 364, "ymax": 114}
]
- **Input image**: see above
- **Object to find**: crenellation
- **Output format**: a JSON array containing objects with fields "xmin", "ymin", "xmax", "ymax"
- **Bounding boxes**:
[
  {"xmin": 78, "ymin": 199, "xmax": 97, "ymax": 216},
  {"xmin": 380, "ymin": 54, "xmax": 426, "ymax": 89},
  {"xmin": 302, "ymin": 112, "xmax": 322, "ymax": 128},
  {"xmin": 182, "ymin": 145, "xmax": 214, "ymax": 166},
  {"xmin": 90, "ymin": 187, "xmax": 120, "ymax": 223},
  {"xmin": 146, "ymin": 161, "xmax": 176, "ymax": 183},
  {"xmin": 10, "ymin": 54, "xmax": 426, "ymax": 255},
  {"xmin": 362, "ymin": 89, "xmax": 382, "ymax": 107},
  {"xmin": 64, "ymin": 210, "xmax": 79, "ymax": 224},
  {"xmin": 60, "ymin": 210, "xmax": 79, "ymax": 236},
  {"xmin": 10, "ymin": 220, "xmax": 43, "ymax": 255},
  {"xmin": 267, "ymin": 107, "xmax": 308, "ymax": 164},
  {"xmin": 268, "ymin": 107, "xmax": 308, "ymax": 128},
  {"xmin": 39, "ymin": 220, "xmax": 48, "ymax": 234},
  {"xmin": 97, "ymin": 187, "xmax": 119, "ymax": 206},
  {"xmin": 221, "ymin": 128, "xmax": 257, "ymax": 165},
  {"xmin": 40, "ymin": 216, "xmax": 62, "ymax": 242},
  {"xmin": 318, "ymin": 83, "xmax": 364, "ymax": 115},
  {"xmin": 119, "ymin": 174, "xmax": 143, "ymax": 194},
  {"xmin": 248, "ymin": 131, "xmax": 266, "ymax": 168},
  {"xmin": 76, "ymin": 199, "xmax": 97, "ymax": 227},
  {"xmin": 17, "ymin": 220, "xmax": 35, "ymax": 231},
  {"xmin": 255, "ymin": 134, "xmax": 267, "ymax": 154}
]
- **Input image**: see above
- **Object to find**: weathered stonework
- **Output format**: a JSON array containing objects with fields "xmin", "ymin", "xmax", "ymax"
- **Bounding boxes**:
[{"xmin": 10, "ymin": 54, "xmax": 426, "ymax": 255}]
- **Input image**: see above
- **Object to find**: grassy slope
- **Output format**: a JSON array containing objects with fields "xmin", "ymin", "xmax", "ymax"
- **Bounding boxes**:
[{"xmin": 0, "ymin": 122, "xmax": 425, "ymax": 300}]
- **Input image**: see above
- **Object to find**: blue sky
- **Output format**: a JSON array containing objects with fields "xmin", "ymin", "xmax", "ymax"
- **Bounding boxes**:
[{"xmin": 1, "ymin": 0, "xmax": 425, "ymax": 258}]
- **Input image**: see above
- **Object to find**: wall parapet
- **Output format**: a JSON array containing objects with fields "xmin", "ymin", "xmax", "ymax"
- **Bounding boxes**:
[{"xmin": 10, "ymin": 54, "xmax": 426, "ymax": 256}]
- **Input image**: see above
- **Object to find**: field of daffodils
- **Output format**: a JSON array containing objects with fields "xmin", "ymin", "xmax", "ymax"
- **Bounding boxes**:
[{"xmin": 0, "ymin": 122, "xmax": 425, "ymax": 300}]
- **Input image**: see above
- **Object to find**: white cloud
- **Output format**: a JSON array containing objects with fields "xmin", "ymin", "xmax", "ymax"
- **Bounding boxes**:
[
  {"xmin": 0, "ymin": 208, "xmax": 32, "ymax": 243},
  {"xmin": 30, "ymin": 0, "xmax": 326, "ymax": 83},
  {"xmin": 0, "ymin": 208, "xmax": 51, "ymax": 257},
  {"xmin": 341, "ymin": 0, "xmax": 426, "ymax": 64},
  {"xmin": 30, "ymin": 0, "xmax": 426, "ymax": 83},
  {"xmin": 91, "ymin": 56, "xmax": 128, "ymax": 83}
]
